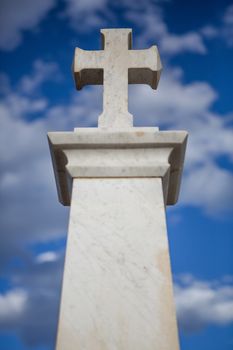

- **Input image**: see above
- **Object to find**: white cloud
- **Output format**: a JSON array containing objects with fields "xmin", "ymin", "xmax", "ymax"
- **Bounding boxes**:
[
  {"xmin": 19, "ymin": 60, "xmax": 61, "ymax": 95},
  {"xmin": 0, "ymin": 289, "xmax": 27, "ymax": 321},
  {"xmin": 181, "ymin": 162, "xmax": 233, "ymax": 215},
  {"xmin": 64, "ymin": 0, "xmax": 109, "ymax": 31},
  {"xmin": 175, "ymin": 276, "xmax": 233, "ymax": 331},
  {"xmin": 125, "ymin": 5, "xmax": 166, "ymax": 46},
  {"xmin": 36, "ymin": 251, "xmax": 59, "ymax": 263},
  {"xmin": 129, "ymin": 68, "xmax": 217, "ymax": 128},
  {"xmin": 2, "ymin": 94, "xmax": 48, "ymax": 119},
  {"xmin": 0, "ymin": 61, "xmax": 102, "ymax": 264},
  {"xmin": 125, "ymin": 6, "xmax": 206, "ymax": 55},
  {"xmin": 0, "ymin": 0, "xmax": 55, "ymax": 51},
  {"xmin": 128, "ymin": 68, "xmax": 233, "ymax": 215},
  {"xmin": 0, "ymin": 107, "xmax": 67, "ymax": 263},
  {"xmin": 199, "ymin": 5, "xmax": 233, "ymax": 47},
  {"xmin": 0, "ymin": 252, "xmax": 64, "ymax": 347},
  {"xmin": 201, "ymin": 25, "xmax": 219, "ymax": 39},
  {"xmin": 223, "ymin": 5, "xmax": 233, "ymax": 25},
  {"xmin": 0, "ymin": 60, "xmax": 61, "ymax": 122},
  {"xmin": 222, "ymin": 4, "xmax": 233, "ymax": 46},
  {"xmin": 160, "ymin": 32, "xmax": 206, "ymax": 55},
  {"xmin": 63, "ymin": 0, "xmax": 206, "ymax": 56}
]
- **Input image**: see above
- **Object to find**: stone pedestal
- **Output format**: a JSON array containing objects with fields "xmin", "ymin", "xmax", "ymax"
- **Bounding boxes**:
[{"xmin": 48, "ymin": 127, "xmax": 187, "ymax": 350}]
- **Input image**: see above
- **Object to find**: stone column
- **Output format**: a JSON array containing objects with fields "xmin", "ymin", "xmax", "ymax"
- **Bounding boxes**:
[{"xmin": 48, "ymin": 127, "xmax": 187, "ymax": 350}]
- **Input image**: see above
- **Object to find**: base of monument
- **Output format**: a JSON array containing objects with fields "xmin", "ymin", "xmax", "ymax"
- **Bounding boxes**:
[{"xmin": 56, "ymin": 177, "xmax": 180, "ymax": 350}]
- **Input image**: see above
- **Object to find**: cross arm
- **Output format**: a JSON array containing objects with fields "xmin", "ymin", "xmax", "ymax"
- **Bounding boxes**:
[
  {"xmin": 73, "ymin": 48, "xmax": 105, "ymax": 90},
  {"xmin": 128, "ymin": 46, "xmax": 162, "ymax": 89}
]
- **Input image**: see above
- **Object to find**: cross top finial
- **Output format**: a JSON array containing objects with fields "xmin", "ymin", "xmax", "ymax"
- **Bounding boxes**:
[{"xmin": 73, "ymin": 28, "xmax": 162, "ymax": 128}]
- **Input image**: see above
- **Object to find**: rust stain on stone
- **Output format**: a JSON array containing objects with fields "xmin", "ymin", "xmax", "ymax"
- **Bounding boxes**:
[
  {"xmin": 136, "ymin": 131, "xmax": 145, "ymax": 137},
  {"xmin": 156, "ymin": 250, "xmax": 170, "ymax": 277}
]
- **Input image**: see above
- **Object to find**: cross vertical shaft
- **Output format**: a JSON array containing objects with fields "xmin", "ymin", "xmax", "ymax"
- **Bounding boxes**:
[{"xmin": 100, "ymin": 29, "xmax": 132, "ymax": 127}]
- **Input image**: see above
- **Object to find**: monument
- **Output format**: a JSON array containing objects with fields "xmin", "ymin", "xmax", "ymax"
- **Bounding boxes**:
[{"xmin": 48, "ymin": 28, "xmax": 187, "ymax": 350}]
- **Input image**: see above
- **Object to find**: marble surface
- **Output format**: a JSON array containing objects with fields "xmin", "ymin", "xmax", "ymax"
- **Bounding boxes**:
[
  {"xmin": 48, "ymin": 127, "xmax": 188, "ymax": 206},
  {"xmin": 73, "ymin": 29, "xmax": 162, "ymax": 128},
  {"xmin": 56, "ymin": 178, "xmax": 180, "ymax": 350}
]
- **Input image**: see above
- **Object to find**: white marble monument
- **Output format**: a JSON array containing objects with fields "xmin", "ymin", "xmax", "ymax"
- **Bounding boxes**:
[{"xmin": 48, "ymin": 28, "xmax": 187, "ymax": 350}]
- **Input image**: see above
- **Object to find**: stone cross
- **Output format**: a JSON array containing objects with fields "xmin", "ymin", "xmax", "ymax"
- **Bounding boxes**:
[
  {"xmin": 48, "ymin": 28, "xmax": 188, "ymax": 350},
  {"xmin": 73, "ymin": 28, "xmax": 162, "ymax": 128}
]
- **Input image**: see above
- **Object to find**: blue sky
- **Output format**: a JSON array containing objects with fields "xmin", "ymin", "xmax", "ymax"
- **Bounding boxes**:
[{"xmin": 0, "ymin": 0, "xmax": 233, "ymax": 349}]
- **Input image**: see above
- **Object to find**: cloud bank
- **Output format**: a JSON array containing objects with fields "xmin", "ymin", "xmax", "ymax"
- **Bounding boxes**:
[
  {"xmin": 0, "ymin": 1, "xmax": 233, "ymax": 349},
  {"xmin": 0, "ymin": 0, "xmax": 55, "ymax": 50},
  {"xmin": 175, "ymin": 275, "xmax": 233, "ymax": 331},
  {"xmin": 0, "ymin": 251, "xmax": 63, "ymax": 348}
]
